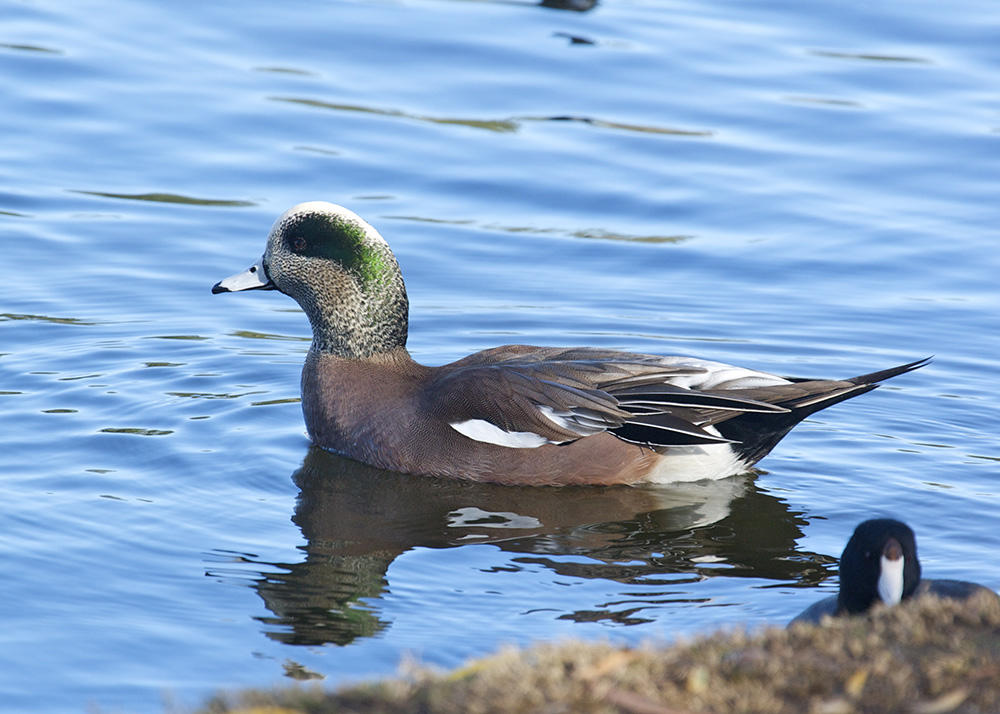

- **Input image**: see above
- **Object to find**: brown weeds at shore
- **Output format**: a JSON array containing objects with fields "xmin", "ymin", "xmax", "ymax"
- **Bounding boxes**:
[{"xmin": 199, "ymin": 590, "xmax": 1000, "ymax": 714}]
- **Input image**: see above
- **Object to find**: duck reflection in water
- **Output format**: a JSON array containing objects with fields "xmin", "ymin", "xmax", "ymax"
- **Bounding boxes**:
[
  {"xmin": 242, "ymin": 448, "xmax": 831, "ymax": 647},
  {"xmin": 540, "ymin": 0, "xmax": 598, "ymax": 11}
]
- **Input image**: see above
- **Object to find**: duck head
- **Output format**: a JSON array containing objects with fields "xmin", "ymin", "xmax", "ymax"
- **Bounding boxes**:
[{"xmin": 213, "ymin": 202, "xmax": 409, "ymax": 359}]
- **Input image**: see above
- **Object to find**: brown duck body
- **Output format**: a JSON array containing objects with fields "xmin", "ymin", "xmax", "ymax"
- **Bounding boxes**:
[
  {"xmin": 214, "ymin": 202, "xmax": 928, "ymax": 486},
  {"xmin": 302, "ymin": 348, "xmax": 666, "ymax": 485},
  {"xmin": 300, "ymin": 344, "xmax": 925, "ymax": 485}
]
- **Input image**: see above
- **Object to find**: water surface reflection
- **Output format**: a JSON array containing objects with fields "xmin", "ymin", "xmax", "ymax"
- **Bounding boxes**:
[{"xmin": 244, "ymin": 448, "xmax": 832, "ymax": 646}]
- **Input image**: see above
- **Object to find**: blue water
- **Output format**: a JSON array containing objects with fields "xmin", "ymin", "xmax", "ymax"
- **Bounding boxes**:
[{"xmin": 2, "ymin": 1, "xmax": 999, "ymax": 711}]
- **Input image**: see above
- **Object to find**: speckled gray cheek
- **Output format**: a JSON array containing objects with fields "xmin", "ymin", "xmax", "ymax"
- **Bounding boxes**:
[{"xmin": 261, "ymin": 231, "xmax": 408, "ymax": 358}]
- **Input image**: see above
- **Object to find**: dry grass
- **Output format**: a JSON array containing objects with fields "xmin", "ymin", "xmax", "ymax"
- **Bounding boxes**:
[{"xmin": 198, "ymin": 591, "xmax": 1000, "ymax": 714}]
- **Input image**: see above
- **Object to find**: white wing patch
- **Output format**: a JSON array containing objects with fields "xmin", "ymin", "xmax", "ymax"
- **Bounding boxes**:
[
  {"xmin": 878, "ymin": 553, "xmax": 905, "ymax": 605},
  {"xmin": 449, "ymin": 418, "xmax": 551, "ymax": 448},
  {"xmin": 654, "ymin": 357, "xmax": 791, "ymax": 390},
  {"xmin": 450, "ymin": 405, "xmax": 591, "ymax": 448}
]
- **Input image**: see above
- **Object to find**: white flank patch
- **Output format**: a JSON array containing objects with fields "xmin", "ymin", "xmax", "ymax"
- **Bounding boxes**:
[
  {"xmin": 878, "ymin": 553, "xmax": 905, "ymax": 605},
  {"xmin": 449, "ymin": 418, "xmax": 549, "ymax": 448},
  {"xmin": 640, "ymin": 446, "xmax": 750, "ymax": 483},
  {"xmin": 638, "ymin": 425, "xmax": 751, "ymax": 483}
]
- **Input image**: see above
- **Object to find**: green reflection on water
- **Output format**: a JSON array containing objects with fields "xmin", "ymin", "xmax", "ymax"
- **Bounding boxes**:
[
  {"xmin": 72, "ymin": 190, "xmax": 256, "ymax": 207},
  {"xmin": 272, "ymin": 96, "xmax": 520, "ymax": 133},
  {"xmin": 785, "ymin": 95, "xmax": 863, "ymax": 108},
  {"xmin": 273, "ymin": 97, "xmax": 712, "ymax": 137},
  {"xmin": 253, "ymin": 66, "xmax": 314, "ymax": 76},
  {"xmin": 0, "ymin": 43, "xmax": 63, "ymax": 54},
  {"xmin": 1, "ymin": 313, "xmax": 97, "ymax": 325},
  {"xmin": 145, "ymin": 335, "xmax": 210, "ymax": 341},
  {"xmin": 811, "ymin": 50, "xmax": 931, "ymax": 63},
  {"xmin": 250, "ymin": 397, "xmax": 301, "ymax": 406},
  {"xmin": 570, "ymin": 229, "xmax": 690, "ymax": 244},
  {"xmin": 167, "ymin": 391, "xmax": 266, "ymax": 399},
  {"xmin": 293, "ymin": 145, "xmax": 340, "ymax": 155},
  {"xmin": 533, "ymin": 115, "xmax": 712, "ymax": 136},
  {"xmin": 230, "ymin": 330, "xmax": 309, "ymax": 342},
  {"xmin": 99, "ymin": 427, "xmax": 174, "ymax": 436},
  {"xmin": 385, "ymin": 216, "xmax": 691, "ymax": 244}
]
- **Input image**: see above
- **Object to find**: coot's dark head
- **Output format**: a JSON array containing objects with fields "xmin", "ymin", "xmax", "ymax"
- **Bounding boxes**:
[{"xmin": 837, "ymin": 518, "xmax": 921, "ymax": 614}]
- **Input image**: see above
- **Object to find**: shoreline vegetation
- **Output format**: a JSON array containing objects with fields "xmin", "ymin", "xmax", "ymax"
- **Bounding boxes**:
[{"xmin": 197, "ymin": 591, "xmax": 999, "ymax": 714}]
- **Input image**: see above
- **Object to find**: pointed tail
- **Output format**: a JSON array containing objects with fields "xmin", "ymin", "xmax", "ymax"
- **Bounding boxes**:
[{"xmin": 847, "ymin": 356, "xmax": 933, "ymax": 386}]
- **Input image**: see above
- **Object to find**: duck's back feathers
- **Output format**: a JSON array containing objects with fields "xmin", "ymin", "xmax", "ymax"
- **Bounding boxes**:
[
  {"xmin": 429, "ymin": 346, "xmax": 791, "ymax": 450},
  {"xmin": 431, "ymin": 348, "xmax": 929, "ymax": 463}
]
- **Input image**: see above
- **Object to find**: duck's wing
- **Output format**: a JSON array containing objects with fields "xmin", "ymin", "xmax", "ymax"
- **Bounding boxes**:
[{"xmin": 428, "ymin": 346, "xmax": 789, "ymax": 449}]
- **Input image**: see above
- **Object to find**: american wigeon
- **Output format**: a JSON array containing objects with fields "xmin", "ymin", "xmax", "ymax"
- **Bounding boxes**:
[
  {"xmin": 213, "ymin": 201, "xmax": 928, "ymax": 486},
  {"xmin": 790, "ymin": 519, "xmax": 998, "ymax": 624}
]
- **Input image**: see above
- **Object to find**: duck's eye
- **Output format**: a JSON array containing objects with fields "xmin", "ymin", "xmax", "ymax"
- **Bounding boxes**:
[{"xmin": 292, "ymin": 236, "xmax": 307, "ymax": 252}]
